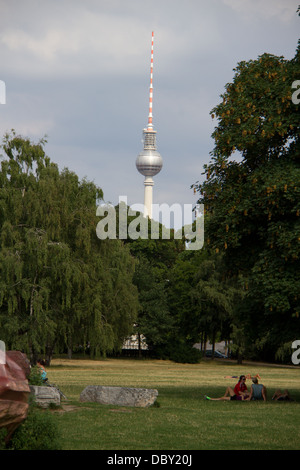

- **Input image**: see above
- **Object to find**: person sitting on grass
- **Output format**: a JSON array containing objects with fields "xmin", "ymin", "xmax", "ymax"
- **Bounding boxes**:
[
  {"xmin": 205, "ymin": 375, "xmax": 249, "ymax": 401},
  {"xmin": 37, "ymin": 359, "xmax": 48, "ymax": 383},
  {"xmin": 272, "ymin": 389, "xmax": 294, "ymax": 401},
  {"xmin": 246, "ymin": 377, "xmax": 267, "ymax": 401}
]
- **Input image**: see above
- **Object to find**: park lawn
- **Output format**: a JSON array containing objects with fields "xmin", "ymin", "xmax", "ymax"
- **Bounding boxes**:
[{"xmin": 46, "ymin": 358, "xmax": 300, "ymax": 450}]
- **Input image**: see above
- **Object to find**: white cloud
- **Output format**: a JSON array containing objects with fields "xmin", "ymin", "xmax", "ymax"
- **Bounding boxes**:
[
  {"xmin": 14, "ymin": 120, "xmax": 54, "ymax": 139},
  {"xmin": 0, "ymin": 8, "xmax": 148, "ymax": 78},
  {"xmin": 0, "ymin": 1, "xmax": 223, "ymax": 80},
  {"xmin": 2, "ymin": 29, "xmax": 71, "ymax": 61},
  {"xmin": 222, "ymin": 0, "xmax": 298, "ymax": 21}
]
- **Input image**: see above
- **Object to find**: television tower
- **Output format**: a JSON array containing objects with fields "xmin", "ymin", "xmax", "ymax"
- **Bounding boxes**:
[{"xmin": 136, "ymin": 31, "xmax": 163, "ymax": 219}]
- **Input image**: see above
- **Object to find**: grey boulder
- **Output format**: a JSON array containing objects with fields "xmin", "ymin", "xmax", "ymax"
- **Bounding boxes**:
[{"xmin": 80, "ymin": 385, "xmax": 158, "ymax": 408}]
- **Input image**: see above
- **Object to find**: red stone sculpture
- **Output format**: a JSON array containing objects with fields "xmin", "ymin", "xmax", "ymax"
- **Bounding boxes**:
[
  {"xmin": 6, "ymin": 351, "xmax": 31, "ymax": 379},
  {"xmin": 0, "ymin": 351, "xmax": 31, "ymax": 444}
]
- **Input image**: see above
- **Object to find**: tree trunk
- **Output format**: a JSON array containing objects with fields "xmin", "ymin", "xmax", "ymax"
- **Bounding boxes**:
[
  {"xmin": 237, "ymin": 349, "xmax": 243, "ymax": 364},
  {"xmin": 138, "ymin": 332, "xmax": 142, "ymax": 359},
  {"xmin": 203, "ymin": 332, "xmax": 207, "ymax": 357},
  {"xmin": 45, "ymin": 346, "xmax": 53, "ymax": 367},
  {"xmin": 211, "ymin": 330, "xmax": 216, "ymax": 360}
]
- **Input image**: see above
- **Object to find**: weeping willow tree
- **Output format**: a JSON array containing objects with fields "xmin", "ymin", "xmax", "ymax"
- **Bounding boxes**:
[{"xmin": 0, "ymin": 131, "xmax": 138, "ymax": 363}]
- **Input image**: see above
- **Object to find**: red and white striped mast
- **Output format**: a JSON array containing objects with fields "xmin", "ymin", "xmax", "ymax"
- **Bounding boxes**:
[
  {"xmin": 147, "ymin": 31, "xmax": 154, "ymax": 130},
  {"xmin": 136, "ymin": 31, "xmax": 163, "ymax": 219}
]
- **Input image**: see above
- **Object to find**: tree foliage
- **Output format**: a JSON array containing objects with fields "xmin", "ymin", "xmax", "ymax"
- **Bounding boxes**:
[
  {"xmin": 133, "ymin": 255, "xmax": 174, "ymax": 352},
  {"xmin": 0, "ymin": 132, "xmax": 138, "ymax": 363},
  {"xmin": 193, "ymin": 35, "xmax": 300, "ymax": 360},
  {"xmin": 168, "ymin": 249, "xmax": 237, "ymax": 357}
]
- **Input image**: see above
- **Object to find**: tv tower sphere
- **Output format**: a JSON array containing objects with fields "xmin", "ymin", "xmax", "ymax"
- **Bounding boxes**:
[{"xmin": 136, "ymin": 32, "xmax": 162, "ymax": 219}]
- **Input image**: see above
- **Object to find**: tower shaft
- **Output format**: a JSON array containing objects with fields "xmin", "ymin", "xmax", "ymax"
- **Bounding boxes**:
[{"xmin": 144, "ymin": 177, "xmax": 154, "ymax": 219}]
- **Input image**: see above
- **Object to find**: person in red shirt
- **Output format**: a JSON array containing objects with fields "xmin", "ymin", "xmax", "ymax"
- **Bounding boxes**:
[
  {"xmin": 205, "ymin": 375, "xmax": 249, "ymax": 401},
  {"xmin": 233, "ymin": 375, "xmax": 248, "ymax": 400}
]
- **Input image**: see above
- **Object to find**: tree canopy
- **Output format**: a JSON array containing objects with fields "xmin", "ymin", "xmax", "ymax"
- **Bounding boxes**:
[
  {"xmin": 193, "ymin": 35, "xmax": 300, "ymax": 361},
  {"xmin": 0, "ymin": 132, "xmax": 139, "ymax": 363}
]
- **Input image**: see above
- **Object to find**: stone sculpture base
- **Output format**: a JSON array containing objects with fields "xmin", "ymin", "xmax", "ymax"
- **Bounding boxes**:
[
  {"xmin": 80, "ymin": 386, "xmax": 158, "ymax": 408},
  {"xmin": 30, "ymin": 385, "xmax": 60, "ymax": 408}
]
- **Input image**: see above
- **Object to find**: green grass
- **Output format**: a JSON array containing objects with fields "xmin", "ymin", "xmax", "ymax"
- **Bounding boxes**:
[{"xmin": 45, "ymin": 357, "xmax": 300, "ymax": 450}]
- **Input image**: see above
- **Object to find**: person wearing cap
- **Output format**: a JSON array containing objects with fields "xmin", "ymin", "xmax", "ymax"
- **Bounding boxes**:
[{"xmin": 246, "ymin": 377, "xmax": 267, "ymax": 401}]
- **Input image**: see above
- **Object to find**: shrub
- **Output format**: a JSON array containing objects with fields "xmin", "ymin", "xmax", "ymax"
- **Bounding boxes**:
[
  {"xmin": 168, "ymin": 342, "xmax": 202, "ymax": 364},
  {"xmin": 28, "ymin": 365, "xmax": 45, "ymax": 386},
  {"xmin": 154, "ymin": 339, "xmax": 202, "ymax": 363},
  {"xmin": 8, "ymin": 408, "xmax": 61, "ymax": 450},
  {"xmin": 0, "ymin": 428, "xmax": 7, "ymax": 450}
]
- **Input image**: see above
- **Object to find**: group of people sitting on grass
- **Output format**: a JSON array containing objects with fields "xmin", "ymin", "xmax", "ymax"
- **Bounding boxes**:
[{"xmin": 205, "ymin": 374, "xmax": 293, "ymax": 402}]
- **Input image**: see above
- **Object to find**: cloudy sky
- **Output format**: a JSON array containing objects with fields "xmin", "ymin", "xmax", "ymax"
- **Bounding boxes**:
[{"xmin": 0, "ymin": 0, "xmax": 299, "ymax": 224}]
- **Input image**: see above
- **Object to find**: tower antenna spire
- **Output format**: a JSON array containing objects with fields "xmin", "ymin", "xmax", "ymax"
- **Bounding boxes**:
[
  {"xmin": 147, "ymin": 31, "xmax": 154, "ymax": 129},
  {"xmin": 136, "ymin": 32, "xmax": 163, "ymax": 219}
]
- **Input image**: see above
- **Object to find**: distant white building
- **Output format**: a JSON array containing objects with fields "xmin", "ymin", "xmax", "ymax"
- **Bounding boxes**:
[
  {"xmin": 193, "ymin": 341, "xmax": 229, "ymax": 354},
  {"xmin": 123, "ymin": 334, "xmax": 148, "ymax": 351}
]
